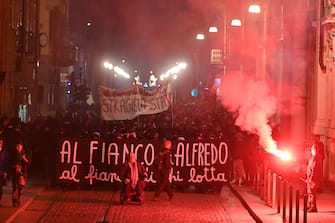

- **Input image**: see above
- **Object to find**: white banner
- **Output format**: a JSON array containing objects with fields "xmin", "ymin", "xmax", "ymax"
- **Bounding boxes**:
[{"xmin": 99, "ymin": 82, "xmax": 172, "ymax": 120}]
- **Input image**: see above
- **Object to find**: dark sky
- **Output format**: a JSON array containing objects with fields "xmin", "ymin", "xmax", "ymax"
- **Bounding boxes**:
[{"xmin": 70, "ymin": 0, "xmax": 227, "ymax": 74}]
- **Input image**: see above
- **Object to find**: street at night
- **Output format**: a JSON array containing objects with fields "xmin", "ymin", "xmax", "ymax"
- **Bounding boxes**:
[
  {"xmin": 2, "ymin": 183, "xmax": 256, "ymax": 223},
  {"xmin": 1, "ymin": 177, "xmax": 335, "ymax": 223},
  {"xmin": 1, "ymin": 0, "xmax": 335, "ymax": 223}
]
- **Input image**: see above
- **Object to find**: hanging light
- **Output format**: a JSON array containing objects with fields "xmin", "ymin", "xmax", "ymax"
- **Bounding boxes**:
[
  {"xmin": 248, "ymin": 4, "xmax": 261, "ymax": 14},
  {"xmin": 209, "ymin": 26, "xmax": 218, "ymax": 33},
  {"xmin": 231, "ymin": 19, "xmax": 242, "ymax": 27},
  {"xmin": 196, "ymin": 33, "xmax": 205, "ymax": 40}
]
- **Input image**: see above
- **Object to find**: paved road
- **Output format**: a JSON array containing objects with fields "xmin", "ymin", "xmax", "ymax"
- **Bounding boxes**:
[
  {"xmin": 4, "ymin": 177, "xmax": 335, "ymax": 223},
  {"xmin": 4, "ymin": 186, "xmax": 255, "ymax": 223}
]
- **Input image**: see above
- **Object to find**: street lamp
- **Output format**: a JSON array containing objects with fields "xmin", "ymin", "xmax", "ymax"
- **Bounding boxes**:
[
  {"xmin": 84, "ymin": 21, "xmax": 93, "ymax": 87},
  {"xmin": 160, "ymin": 62, "xmax": 187, "ymax": 81},
  {"xmin": 231, "ymin": 19, "xmax": 242, "ymax": 27},
  {"xmin": 103, "ymin": 60, "xmax": 131, "ymax": 88},
  {"xmin": 227, "ymin": 16, "xmax": 244, "ymax": 72},
  {"xmin": 209, "ymin": 26, "xmax": 218, "ymax": 33},
  {"xmin": 193, "ymin": 27, "xmax": 222, "ymax": 99},
  {"xmin": 113, "ymin": 66, "xmax": 130, "ymax": 79},
  {"xmin": 103, "ymin": 61, "xmax": 113, "ymax": 70},
  {"xmin": 246, "ymin": 3, "xmax": 266, "ymax": 80},
  {"xmin": 196, "ymin": 33, "xmax": 205, "ymax": 40},
  {"xmin": 248, "ymin": 4, "xmax": 261, "ymax": 14},
  {"xmin": 227, "ymin": 3, "xmax": 266, "ymax": 78}
]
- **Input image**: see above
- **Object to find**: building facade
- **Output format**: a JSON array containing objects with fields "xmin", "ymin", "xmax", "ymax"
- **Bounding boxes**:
[
  {"xmin": 220, "ymin": 0, "xmax": 335, "ymax": 185},
  {"xmin": 315, "ymin": 0, "xmax": 335, "ymax": 183},
  {"xmin": 0, "ymin": 0, "xmax": 76, "ymax": 121}
]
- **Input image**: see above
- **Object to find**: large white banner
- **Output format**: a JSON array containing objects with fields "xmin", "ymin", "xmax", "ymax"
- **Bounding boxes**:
[{"xmin": 99, "ymin": 82, "xmax": 172, "ymax": 120}]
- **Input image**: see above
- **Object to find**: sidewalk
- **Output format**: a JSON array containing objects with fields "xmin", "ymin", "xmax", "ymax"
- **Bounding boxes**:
[
  {"xmin": 229, "ymin": 184, "xmax": 282, "ymax": 223},
  {"xmin": 2, "ymin": 182, "xmax": 256, "ymax": 223},
  {"xmin": 230, "ymin": 183, "xmax": 335, "ymax": 223},
  {"xmin": 0, "ymin": 177, "xmax": 47, "ymax": 223}
]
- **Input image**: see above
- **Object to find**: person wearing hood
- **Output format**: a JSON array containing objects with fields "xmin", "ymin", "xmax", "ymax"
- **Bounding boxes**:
[{"xmin": 120, "ymin": 152, "xmax": 147, "ymax": 204}]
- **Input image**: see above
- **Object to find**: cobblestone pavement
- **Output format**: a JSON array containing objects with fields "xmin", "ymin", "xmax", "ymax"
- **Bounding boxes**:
[
  {"xmin": 3, "ymin": 177, "xmax": 335, "ymax": 223},
  {"xmin": 6, "ymin": 186, "xmax": 255, "ymax": 223}
]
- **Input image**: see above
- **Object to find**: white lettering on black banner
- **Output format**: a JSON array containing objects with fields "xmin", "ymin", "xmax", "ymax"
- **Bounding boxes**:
[{"xmin": 56, "ymin": 139, "xmax": 230, "ymax": 186}]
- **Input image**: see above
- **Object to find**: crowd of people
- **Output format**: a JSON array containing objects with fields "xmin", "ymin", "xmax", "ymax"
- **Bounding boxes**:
[
  {"xmin": 0, "ymin": 100, "xmax": 240, "ymax": 205},
  {"xmin": 0, "ymin": 98, "xmax": 326, "ymax": 208},
  {"xmin": 0, "ymin": 99, "xmax": 240, "ymax": 177}
]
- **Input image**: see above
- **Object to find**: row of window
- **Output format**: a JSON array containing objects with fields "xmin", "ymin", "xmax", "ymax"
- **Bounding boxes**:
[{"xmin": 9, "ymin": 0, "xmax": 37, "ymax": 54}]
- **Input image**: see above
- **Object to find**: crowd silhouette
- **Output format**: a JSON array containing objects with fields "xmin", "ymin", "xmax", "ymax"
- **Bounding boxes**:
[{"xmin": 0, "ymin": 97, "xmax": 274, "ymax": 190}]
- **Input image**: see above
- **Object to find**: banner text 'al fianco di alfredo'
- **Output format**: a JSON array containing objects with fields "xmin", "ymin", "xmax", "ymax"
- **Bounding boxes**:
[{"xmin": 56, "ymin": 139, "xmax": 230, "ymax": 187}]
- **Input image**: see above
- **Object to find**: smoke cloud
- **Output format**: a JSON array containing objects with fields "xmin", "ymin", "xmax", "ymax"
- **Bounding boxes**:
[{"xmin": 218, "ymin": 72, "xmax": 277, "ymax": 152}]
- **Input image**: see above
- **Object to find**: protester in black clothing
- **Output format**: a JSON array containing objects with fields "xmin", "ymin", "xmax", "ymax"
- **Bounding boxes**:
[
  {"xmin": 152, "ymin": 139, "xmax": 173, "ymax": 201},
  {"xmin": 312, "ymin": 135, "xmax": 325, "ymax": 192},
  {"xmin": 0, "ymin": 137, "xmax": 9, "ymax": 206},
  {"xmin": 2, "ymin": 119, "xmax": 25, "ymax": 179},
  {"xmin": 120, "ymin": 152, "xmax": 147, "ymax": 204},
  {"xmin": 244, "ymin": 133, "xmax": 259, "ymax": 186},
  {"xmin": 11, "ymin": 142, "xmax": 29, "ymax": 207},
  {"xmin": 304, "ymin": 143, "xmax": 323, "ymax": 212},
  {"xmin": 231, "ymin": 132, "xmax": 246, "ymax": 186}
]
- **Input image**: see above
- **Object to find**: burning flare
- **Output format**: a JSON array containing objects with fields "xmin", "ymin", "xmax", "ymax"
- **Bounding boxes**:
[{"xmin": 217, "ymin": 72, "xmax": 291, "ymax": 160}]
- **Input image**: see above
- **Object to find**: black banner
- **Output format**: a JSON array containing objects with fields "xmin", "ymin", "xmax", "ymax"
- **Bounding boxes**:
[{"xmin": 56, "ymin": 139, "xmax": 230, "ymax": 187}]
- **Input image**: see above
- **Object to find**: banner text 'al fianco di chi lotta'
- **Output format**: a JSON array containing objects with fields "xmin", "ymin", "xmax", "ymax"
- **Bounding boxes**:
[{"xmin": 56, "ymin": 139, "xmax": 230, "ymax": 187}]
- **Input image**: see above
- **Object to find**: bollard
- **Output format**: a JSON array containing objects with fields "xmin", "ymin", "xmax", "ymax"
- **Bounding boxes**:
[
  {"xmin": 255, "ymin": 166, "xmax": 258, "ymax": 192},
  {"xmin": 272, "ymin": 173, "xmax": 277, "ymax": 208},
  {"xmin": 277, "ymin": 176, "xmax": 281, "ymax": 214},
  {"xmin": 282, "ymin": 181, "xmax": 287, "ymax": 222},
  {"xmin": 295, "ymin": 190, "xmax": 300, "ymax": 223},
  {"xmin": 303, "ymin": 194, "xmax": 308, "ymax": 223},
  {"xmin": 267, "ymin": 170, "xmax": 272, "ymax": 205},
  {"xmin": 289, "ymin": 185, "xmax": 293, "ymax": 223},
  {"xmin": 263, "ymin": 162, "xmax": 268, "ymax": 201}
]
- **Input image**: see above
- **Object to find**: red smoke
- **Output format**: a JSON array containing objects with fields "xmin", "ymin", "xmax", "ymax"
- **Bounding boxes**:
[{"xmin": 217, "ymin": 72, "xmax": 280, "ymax": 155}]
